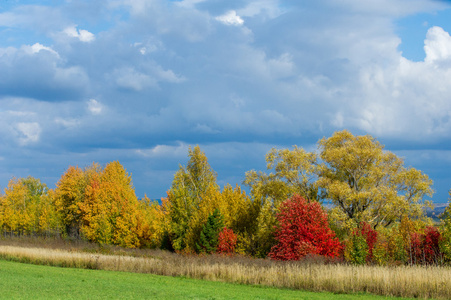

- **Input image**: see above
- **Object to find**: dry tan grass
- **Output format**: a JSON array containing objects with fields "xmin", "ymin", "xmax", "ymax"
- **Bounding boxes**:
[{"xmin": 0, "ymin": 245, "xmax": 450, "ymax": 299}]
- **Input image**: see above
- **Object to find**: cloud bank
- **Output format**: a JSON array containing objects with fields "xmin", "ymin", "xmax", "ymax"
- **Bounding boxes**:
[{"xmin": 1, "ymin": 0, "xmax": 451, "ymax": 201}]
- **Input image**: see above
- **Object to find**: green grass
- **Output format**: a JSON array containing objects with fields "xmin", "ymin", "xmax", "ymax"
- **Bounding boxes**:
[{"xmin": 0, "ymin": 259, "xmax": 413, "ymax": 300}]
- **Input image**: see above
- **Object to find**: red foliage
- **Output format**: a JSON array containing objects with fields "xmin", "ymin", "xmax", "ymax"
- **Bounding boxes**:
[
  {"xmin": 353, "ymin": 222, "xmax": 378, "ymax": 262},
  {"xmin": 268, "ymin": 195, "xmax": 342, "ymax": 261},
  {"xmin": 423, "ymin": 226, "xmax": 441, "ymax": 264},
  {"xmin": 409, "ymin": 232, "xmax": 422, "ymax": 264},
  {"xmin": 217, "ymin": 227, "xmax": 237, "ymax": 255},
  {"xmin": 410, "ymin": 226, "xmax": 442, "ymax": 265}
]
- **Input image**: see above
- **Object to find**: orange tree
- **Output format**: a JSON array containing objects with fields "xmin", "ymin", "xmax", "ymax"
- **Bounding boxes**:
[{"xmin": 79, "ymin": 161, "xmax": 143, "ymax": 248}]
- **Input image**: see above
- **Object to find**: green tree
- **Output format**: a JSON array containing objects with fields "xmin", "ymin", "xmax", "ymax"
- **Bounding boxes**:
[
  {"xmin": 317, "ymin": 130, "xmax": 433, "ymax": 228},
  {"xmin": 167, "ymin": 146, "xmax": 219, "ymax": 251},
  {"xmin": 196, "ymin": 209, "xmax": 224, "ymax": 253}
]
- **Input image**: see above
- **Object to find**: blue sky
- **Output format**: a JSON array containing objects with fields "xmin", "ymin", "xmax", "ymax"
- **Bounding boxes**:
[{"xmin": 1, "ymin": 0, "xmax": 451, "ymax": 203}]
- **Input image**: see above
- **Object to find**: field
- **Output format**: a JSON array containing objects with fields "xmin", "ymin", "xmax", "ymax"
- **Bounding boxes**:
[
  {"xmin": 0, "ymin": 259, "xmax": 414, "ymax": 299},
  {"xmin": 0, "ymin": 238, "xmax": 449, "ymax": 299}
]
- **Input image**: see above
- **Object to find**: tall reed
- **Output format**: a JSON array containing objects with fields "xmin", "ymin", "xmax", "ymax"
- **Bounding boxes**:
[{"xmin": 0, "ymin": 245, "xmax": 449, "ymax": 299}]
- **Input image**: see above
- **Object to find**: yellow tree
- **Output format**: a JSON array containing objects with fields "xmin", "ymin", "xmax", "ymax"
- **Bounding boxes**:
[
  {"xmin": 79, "ymin": 161, "xmax": 142, "ymax": 248},
  {"xmin": 244, "ymin": 146, "xmax": 319, "ymax": 206},
  {"xmin": 1, "ymin": 178, "xmax": 28, "ymax": 234},
  {"xmin": 37, "ymin": 189, "xmax": 62, "ymax": 236},
  {"xmin": 54, "ymin": 164, "xmax": 101, "ymax": 237},
  {"xmin": 0, "ymin": 177, "xmax": 51, "ymax": 235},
  {"xmin": 317, "ymin": 130, "xmax": 433, "ymax": 228},
  {"xmin": 136, "ymin": 196, "xmax": 168, "ymax": 248}
]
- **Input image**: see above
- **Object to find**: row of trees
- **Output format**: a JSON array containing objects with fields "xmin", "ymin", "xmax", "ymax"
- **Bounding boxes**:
[{"xmin": 1, "ymin": 130, "xmax": 450, "ymax": 265}]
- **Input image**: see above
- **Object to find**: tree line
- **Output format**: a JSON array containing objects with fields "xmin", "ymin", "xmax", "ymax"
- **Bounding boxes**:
[{"xmin": 1, "ymin": 130, "xmax": 450, "ymax": 265}]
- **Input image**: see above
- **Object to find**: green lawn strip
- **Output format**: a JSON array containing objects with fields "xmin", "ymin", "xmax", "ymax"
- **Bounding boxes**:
[{"xmin": 0, "ymin": 259, "xmax": 412, "ymax": 300}]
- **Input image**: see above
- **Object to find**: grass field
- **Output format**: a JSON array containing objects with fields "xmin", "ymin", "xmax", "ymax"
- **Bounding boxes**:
[
  {"xmin": 0, "ymin": 238, "xmax": 449, "ymax": 299},
  {"xmin": 0, "ymin": 259, "xmax": 415, "ymax": 299}
]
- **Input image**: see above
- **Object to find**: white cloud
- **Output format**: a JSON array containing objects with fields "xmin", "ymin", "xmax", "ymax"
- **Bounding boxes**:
[
  {"xmin": 113, "ymin": 65, "xmax": 184, "ymax": 91},
  {"xmin": 175, "ymin": 0, "xmax": 207, "ymax": 9},
  {"xmin": 87, "ymin": 99, "xmax": 103, "ymax": 115},
  {"xmin": 55, "ymin": 117, "xmax": 80, "ymax": 128},
  {"xmin": 63, "ymin": 26, "xmax": 95, "ymax": 42},
  {"xmin": 114, "ymin": 67, "xmax": 157, "ymax": 91},
  {"xmin": 340, "ymin": 26, "xmax": 451, "ymax": 140},
  {"xmin": 136, "ymin": 142, "xmax": 189, "ymax": 158},
  {"xmin": 25, "ymin": 43, "xmax": 59, "ymax": 57},
  {"xmin": 216, "ymin": 10, "xmax": 244, "ymax": 26},
  {"xmin": 424, "ymin": 26, "xmax": 451, "ymax": 63},
  {"xmin": 15, "ymin": 122, "xmax": 41, "ymax": 145},
  {"xmin": 238, "ymin": 0, "xmax": 283, "ymax": 19}
]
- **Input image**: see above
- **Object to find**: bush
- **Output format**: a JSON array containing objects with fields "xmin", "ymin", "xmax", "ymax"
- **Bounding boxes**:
[
  {"xmin": 268, "ymin": 195, "xmax": 341, "ymax": 261},
  {"xmin": 372, "ymin": 234, "xmax": 389, "ymax": 266},
  {"xmin": 345, "ymin": 234, "xmax": 368, "ymax": 265},
  {"xmin": 217, "ymin": 228, "xmax": 237, "ymax": 255},
  {"xmin": 410, "ymin": 226, "xmax": 442, "ymax": 265}
]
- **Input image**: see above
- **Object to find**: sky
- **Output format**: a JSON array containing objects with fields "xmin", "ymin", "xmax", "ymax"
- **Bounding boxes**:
[{"xmin": 1, "ymin": 0, "xmax": 451, "ymax": 203}]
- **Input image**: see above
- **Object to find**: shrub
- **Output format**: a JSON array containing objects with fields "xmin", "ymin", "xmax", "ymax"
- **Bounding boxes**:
[
  {"xmin": 440, "ymin": 199, "xmax": 451, "ymax": 263},
  {"xmin": 268, "ymin": 195, "xmax": 341, "ymax": 261},
  {"xmin": 388, "ymin": 227, "xmax": 408, "ymax": 264},
  {"xmin": 354, "ymin": 222, "xmax": 378, "ymax": 262},
  {"xmin": 410, "ymin": 226, "xmax": 442, "ymax": 265},
  {"xmin": 346, "ymin": 234, "xmax": 368, "ymax": 265},
  {"xmin": 217, "ymin": 228, "xmax": 237, "ymax": 255},
  {"xmin": 372, "ymin": 234, "xmax": 389, "ymax": 266}
]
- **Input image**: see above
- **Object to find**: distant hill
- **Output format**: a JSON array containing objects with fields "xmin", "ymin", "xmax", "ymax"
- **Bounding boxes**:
[
  {"xmin": 323, "ymin": 202, "xmax": 449, "ymax": 222},
  {"xmin": 425, "ymin": 203, "xmax": 449, "ymax": 222}
]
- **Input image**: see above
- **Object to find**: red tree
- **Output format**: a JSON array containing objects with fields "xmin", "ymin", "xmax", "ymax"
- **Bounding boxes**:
[
  {"xmin": 217, "ymin": 227, "xmax": 237, "ymax": 255},
  {"xmin": 268, "ymin": 195, "xmax": 341, "ymax": 260}
]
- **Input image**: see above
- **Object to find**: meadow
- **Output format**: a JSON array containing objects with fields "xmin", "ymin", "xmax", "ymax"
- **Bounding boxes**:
[
  {"xmin": 0, "ymin": 238, "xmax": 449, "ymax": 299},
  {"xmin": 0, "ymin": 259, "xmax": 416, "ymax": 300}
]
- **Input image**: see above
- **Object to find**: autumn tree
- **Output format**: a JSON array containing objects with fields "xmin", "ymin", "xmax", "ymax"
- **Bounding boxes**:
[
  {"xmin": 317, "ymin": 130, "xmax": 433, "ymax": 228},
  {"xmin": 137, "ymin": 196, "xmax": 169, "ymax": 248},
  {"xmin": 344, "ymin": 222, "xmax": 377, "ymax": 264},
  {"xmin": 79, "ymin": 161, "xmax": 142, "ymax": 248},
  {"xmin": 268, "ymin": 195, "xmax": 341, "ymax": 260},
  {"xmin": 167, "ymin": 146, "xmax": 219, "ymax": 251},
  {"xmin": 0, "ymin": 177, "xmax": 57, "ymax": 235},
  {"xmin": 243, "ymin": 148, "xmax": 320, "ymax": 257},
  {"xmin": 54, "ymin": 164, "xmax": 101, "ymax": 237},
  {"xmin": 244, "ymin": 146, "xmax": 319, "ymax": 206}
]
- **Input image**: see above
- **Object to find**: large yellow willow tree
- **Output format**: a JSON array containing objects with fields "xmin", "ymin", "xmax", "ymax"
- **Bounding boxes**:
[
  {"xmin": 245, "ymin": 130, "xmax": 433, "ymax": 240},
  {"xmin": 318, "ymin": 130, "xmax": 433, "ymax": 228}
]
